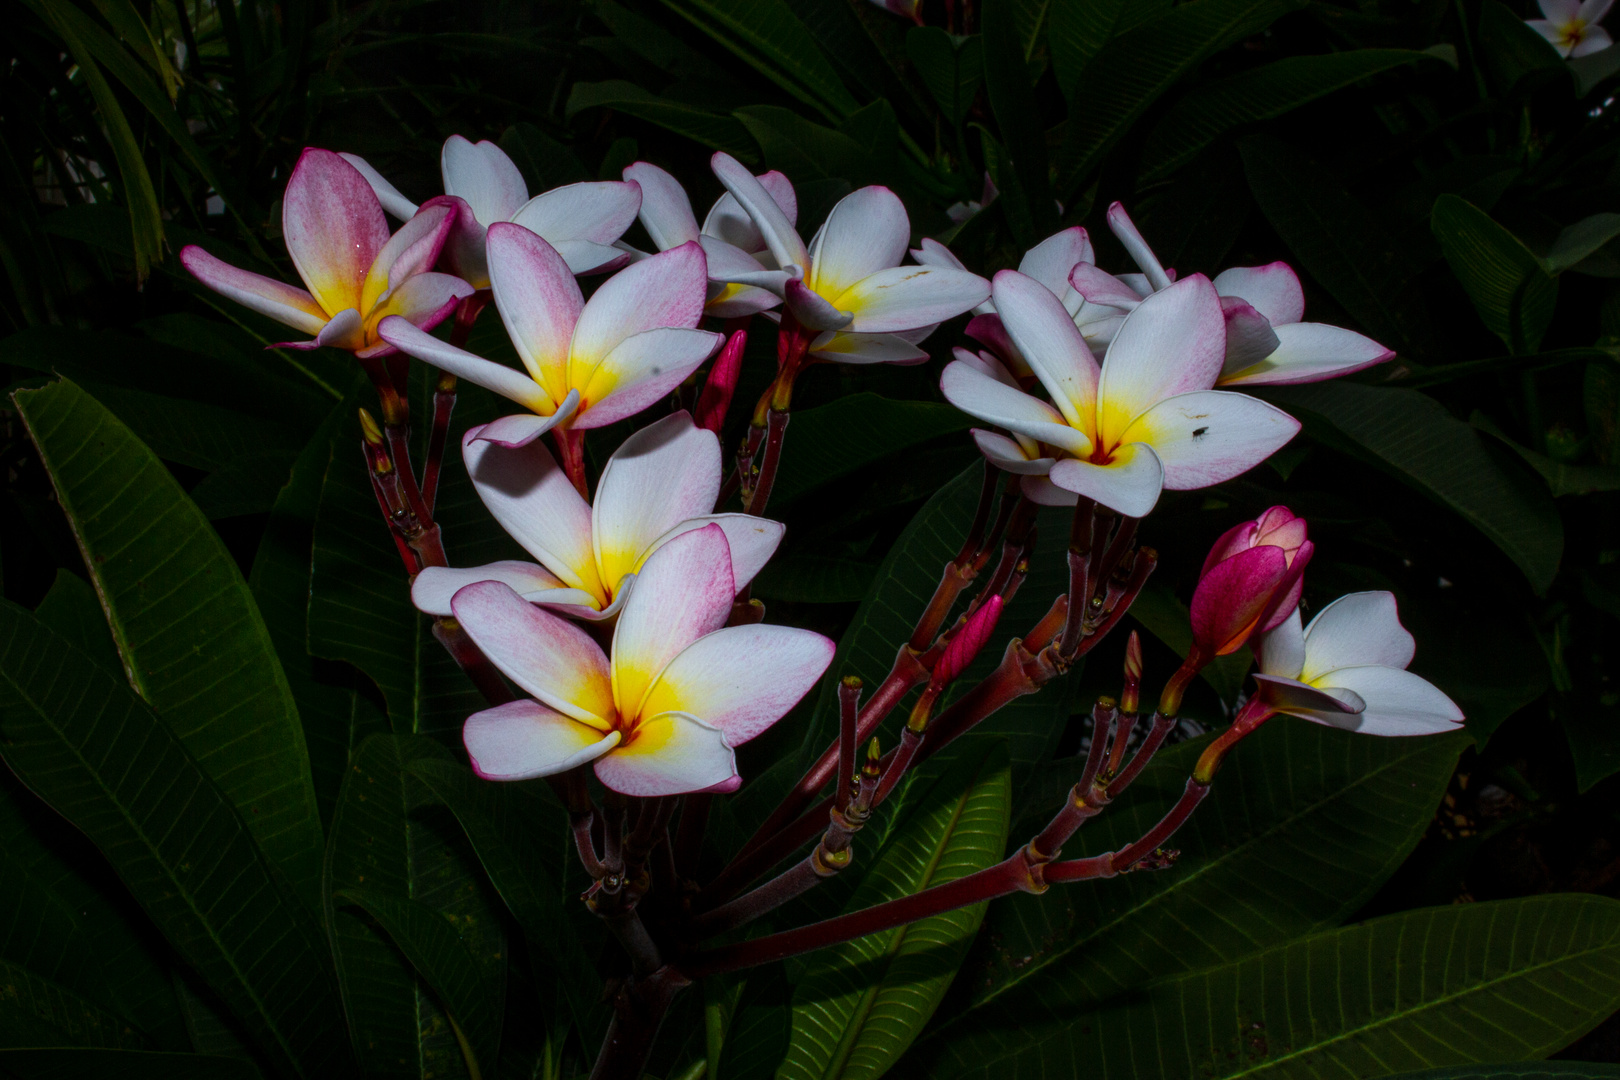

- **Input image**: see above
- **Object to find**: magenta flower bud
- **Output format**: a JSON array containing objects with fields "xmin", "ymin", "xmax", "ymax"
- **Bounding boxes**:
[
  {"xmin": 935, "ymin": 595, "xmax": 1005, "ymax": 686},
  {"xmin": 696, "ymin": 327, "xmax": 747, "ymax": 434},
  {"xmin": 1189, "ymin": 507, "xmax": 1313, "ymax": 657}
]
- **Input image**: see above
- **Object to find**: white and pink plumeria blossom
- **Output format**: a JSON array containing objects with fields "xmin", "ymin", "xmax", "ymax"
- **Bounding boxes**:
[
  {"xmin": 412, "ymin": 411, "xmax": 783, "ymax": 623},
  {"xmin": 180, "ymin": 148, "xmax": 473, "ymax": 358},
  {"xmin": 707, "ymin": 152, "xmax": 990, "ymax": 365},
  {"xmin": 1069, "ymin": 203, "xmax": 1394, "ymax": 387},
  {"xmin": 378, "ymin": 227, "xmax": 722, "ymax": 447},
  {"xmin": 940, "ymin": 269, "xmax": 1301, "ymax": 518},
  {"xmin": 454, "ymin": 523, "xmax": 835, "ymax": 795},
  {"xmin": 1528, "ymin": 0, "xmax": 1613, "ymax": 56},
  {"xmin": 342, "ymin": 135, "xmax": 642, "ymax": 288},
  {"xmin": 1252, "ymin": 592, "xmax": 1465, "ymax": 736},
  {"xmin": 621, "ymin": 160, "xmax": 798, "ymax": 319}
]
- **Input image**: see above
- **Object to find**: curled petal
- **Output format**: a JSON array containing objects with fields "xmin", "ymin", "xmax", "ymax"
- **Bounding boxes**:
[
  {"xmin": 1301, "ymin": 591, "xmax": 1416, "ymax": 679},
  {"xmin": 1220, "ymin": 297, "xmax": 1282, "ymax": 375},
  {"xmin": 464, "ymin": 700, "xmax": 619, "ymax": 781},
  {"xmin": 971, "ymin": 429, "xmax": 1053, "ymax": 475},
  {"xmin": 364, "ymin": 272, "xmax": 475, "ymax": 347},
  {"xmin": 784, "ymin": 277, "xmax": 854, "ymax": 331},
  {"xmin": 441, "ymin": 135, "xmax": 529, "ymax": 225},
  {"xmin": 703, "ymin": 169, "xmax": 798, "ymax": 253},
  {"xmin": 179, "ymin": 246, "xmax": 327, "ymax": 336},
  {"xmin": 360, "ymin": 203, "xmax": 456, "ymax": 315},
  {"xmin": 1213, "ymin": 262, "xmax": 1305, "ymax": 326},
  {"xmin": 910, "ymin": 237, "xmax": 969, "ymax": 271},
  {"xmin": 1106, "ymin": 202, "xmax": 1172, "ymax": 291},
  {"xmin": 283, "ymin": 148, "xmax": 389, "ymax": 316},
  {"xmin": 594, "ymin": 711, "xmax": 737, "ymax": 796},
  {"xmin": 338, "ymin": 152, "xmax": 420, "ymax": 221},
  {"xmin": 1022, "ymin": 474, "xmax": 1081, "ymax": 506},
  {"xmin": 1069, "ymin": 263, "xmax": 1145, "ymax": 311},
  {"xmin": 1251, "ymin": 673, "xmax": 1366, "ymax": 721},
  {"xmin": 626, "ymin": 161, "xmax": 702, "ymax": 250},
  {"xmin": 639, "ymin": 625, "xmax": 834, "ymax": 745},
  {"xmin": 411, "ymin": 561, "xmax": 573, "ymax": 617},
  {"xmin": 710, "ymin": 153, "xmax": 809, "ymax": 272},
  {"xmin": 807, "ymin": 186, "xmax": 910, "ymax": 299},
  {"xmin": 1219, "ymin": 322, "xmax": 1395, "ymax": 387},
  {"xmin": 1019, "ymin": 227, "xmax": 1095, "ymax": 311}
]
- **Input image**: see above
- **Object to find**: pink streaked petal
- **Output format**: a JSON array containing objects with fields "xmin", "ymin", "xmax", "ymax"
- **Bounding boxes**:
[
  {"xmin": 1252, "ymin": 673, "xmax": 1365, "ymax": 721},
  {"xmin": 367, "ymin": 272, "xmax": 474, "ymax": 334},
  {"xmin": 834, "ymin": 265, "xmax": 989, "ymax": 335},
  {"xmin": 644, "ymin": 514, "xmax": 785, "ymax": 592},
  {"xmin": 411, "ymin": 561, "xmax": 573, "ymax": 617},
  {"xmin": 1200, "ymin": 520, "xmax": 1259, "ymax": 578},
  {"xmin": 462, "ymin": 428, "xmax": 601, "ymax": 597},
  {"xmin": 509, "ymin": 180, "xmax": 641, "ymax": 247},
  {"xmin": 1097, "ymin": 275, "xmax": 1227, "ymax": 446},
  {"xmin": 806, "ymin": 187, "xmax": 909, "ymax": 298},
  {"xmin": 1120, "ymin": 389, "xmax": 1300, "ymax": 492},
  {"xmin": 1019, "ymin": 228, "xmax": 1095, "ymax": 300},
  {"xmin": 1069, "ymin": 263, "xmax": 1145, "ymax": 311},
  {"xmin": 1212, "ymin": 262, "xmax": 1305, "ymax": 326},
  {"xmin": 360, "ymin": 202, "xmax": 456, "ymax": 314},
  {"xmin": 451, "ymin": 581, "xmax": 616, "ymax": 724},
  {"xmin": 594, "ymin": 712, "xmax": 737, "ymax": 797},
  {"xmin": 377, "ymin": 316, "xmax": 553, "ymax": 412},
  {"xmin": 611, "ymin": 523, "xmax": 735, "ymax": 720},
  {"xmin": 972, "ymin": 429, "xmax": 1054, "ymax": 475},
  {"xmin": 1259, "ymin": 542, "xmax": 1309, "ymax": 633},
  {"xmin": 575, "ymin": 327, "xmax": 722, "ymax": 430},
  {"xmin": 1571, "ymin": 24, "xmax": 1613, "ymax": 54},
  {"xmin": 1190, "ymin": 545, "xmax": 1290, "ymax": 655},
  {"xmin": 808, "ymin": 331, "xmax": 929, "ymax": 365},
  {"xmin": 910, "ymin": 237, "xmax": 969, "ymax": 271},
  {"xmin": 310, "ymin": 308, "xmax": 365, "ymax": 351},
  {"xmin": 572, "ymin": 241, "xmax": 708, "ymax": 364},
  {"xmin": 1300, "ymin": 591, "xmax": 1416, "ymax": 680},
  {"xmin": 282, "ymin": 148, "xmax": 389, "ymax": 317},
  {"xmin": 1258, "ymin": 607, "xmax": 1307, "ymax": 681},
  {"xmin": 179, "ymin": 246, "xmax": 328, "ymax": 335},
  {"xmin": 418, "ymin": 194, "xmax": 491, "ymax": 289},
  {"xmin": 992, "ymin": 269, "xmax": 1100, "ymax": 430},
  {"xmin": 1048, "ymin": 442, "xmax": 1164, "ymax": 518},
  {"xmin": 592, "ymin": 411, "xmax": 722, "ymax": 592},
  {"xmin": 785, "ymin": 277, "xmax": 854, "ymax": 331},
  {"xmin": 464, "ymin": 700, "xmax": 619, "ymax": 781},
  {"xmin": 640, "ymin": 625, "xmax": 834, "ymax": 745},
  {"xmin": 624, "ymin": 162, "xmax": 701, "ymax": 250},
  {"xmin": 1021, "ymin": 474, "xmax": 1081, "ymax": 506},
  {"xmin": 1220, "ymin": 321, "xmax": 1396, "ymax": 387},
  {"xmin": 710, "ymin": 153, "xmax": 809, "ymax": 272},
  {"xmin": 940, "ymin": 360, "xmax": 1092, "ymax": 457},
  {"xmin": 467, "ymin": 407, "xmax": 577, "ymax": 448},
  {"xmin": 1311, "ymin": 666, "xmax": 1464, "ymax": 735},
  {"xmin": 1105, "ymin": 202, "xmax": 1172, "ymax": 291},
  {"xmin": 964, "ymin": 313, "xmax": 1027, "ymax": 375},
  {"xmin": 338, "ymin": 152, "xmax": 419, "ymax": 221},
  {"xmin": 1220, "ymin": 297, "xmax": 1282, "ymax": 374},
  {"xmin": 486, "ymin": 222, "xmax": 583, "ymax": 400},
  {"xmin": 441, "ymin": 135, "xmax": 528, "ymax": 226},
  {"xmin": 703, "ymin": 170, "xmax": 798, "ymax": 254}
]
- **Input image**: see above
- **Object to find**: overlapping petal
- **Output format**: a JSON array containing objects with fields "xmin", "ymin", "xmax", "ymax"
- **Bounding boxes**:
[
  {"xmin": 486, "ymin": 222, "xmax": 583, "ymax": 401},
  {"xmin": 1299, "ymin": 592, "xmax": 1417, "ymax": 680},
  {"xmin": 462, "ymin": 432, "xmax": 602, "ymax": 598},
  {"xmin": 592, "ymin": 412, "xmax": 721, "ymax": 590},
  {"xmin": 623, "ymin": 162, "xmax": 701, "ymax": 249},
  {"xmin": 463, "ymin": 700, "xmax": 619, "ymax": 781},
  {"xmin": 575, "ymin": 327, "xmax": 723, "ymax": 430},
  {"xmin": 940, "ymin": 360, "xmax": 1092, "ymax": 457},
  {"xmin": 442, "ymin": 134, "xmax": 529, "ymax": 225},
  {"xmin": 711, "ymin": 153, "xmax": 809, "ymax": 272},
  {"xmin": 282, "ymin": 148, "xmax": 390, "ymax": 317},
  {"xmin": 639, "ymin": 624, "xmax": 834, "ymax": 746},
  {"xmin": 452, "ymin": 581, "xmax": 616, "ymax": 725},
  {"xmin": 411, "ymin": 561, "xmax": 576, "ymax": 618},
  {"xmin": 1221, "ymin": 322, "xmax": 1395, "ymax": 386},
  {"xmin": 807, "ymin": 187, "xmax": 911, "ymax": 299},
  {"xmin": 1095, "ymin": 275, "xmax": 1226, "ymax": 447},
  {"xmin": 992, "ymin": 270, "xmax": 1100, "ymax": 428},
  {"xmin": 570, "ymin": 241, "xmax": 707, "ymax": 364},
  {"xmin": 593, "ymin": 712, "xmax": 737, "ymax": 796},
  {"xmin": 178, "ymin": 247, "xmax": 328, "ymax": 335},
  {"xmin": 1212, "ymin": 262, "xmax": 1305, "ymax": 326},
  {"xmin": 832, "ymin": 264, "xmax": 989, "ymax": 334},
  {"xmin": 1119, "ymin": 390, "xmax": 1300, "ymax": 491},
  {"xmin": 1048, "ymin": 442, "xmax": 1165, "ymax": 518}
]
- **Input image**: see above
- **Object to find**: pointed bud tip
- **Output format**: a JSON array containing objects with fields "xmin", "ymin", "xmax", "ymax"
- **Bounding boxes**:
[
  {"xmin": 358, "ymin": 408, "xmax": 384, "ymax": 445},
  {"xmin": 841, "ymin": 674, "xmax": 863, "ymax": 689},
  {"xmin": 934, "ymin": 595, "xmax": 1005, "ymax": 686}
]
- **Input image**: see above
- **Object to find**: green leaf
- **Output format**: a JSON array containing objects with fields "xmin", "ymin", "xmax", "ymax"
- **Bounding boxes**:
[
  {"xmin": 334, "ymin": 888, "xmax": 503, "ymax": 1079},
  {"xmin": 769, "ymin": 393, "xmax": 975, "ymax": 507},
  {"xmin": 0, "ymin": 844, "xmax": 124, "ymax": 1034},
  {"xmin": 0, "ymin": 1048, "xmax": 262, "ymax": 1079},
  {"xmin": 1376, "ymin": 1067, "xmax": 1620, "ymax": 1080},
  {"xmin": 498, "ymin": 123, "xmax": 591, "ymax": 192},
  {"xmin": 734, "ymin": 106, "xmax": 868, "ymax": 182},
  {"xmin": 0, "ymin": 601, "xmax": 349, "ymax": 1076},
  {"xmin": 13, "ymin": 379, "xmax": 325, "ymax": 907},
  {"xmin": 927, "ymin": 893, "xmax": 1620, "ymax": 1079},
  {"xmin": 190, "ymin": 453, "xmax": 301, "ymax": 520},
  {"xmin": 566, "ymin": 81, "xmax": 758, "ymax": 159},
  {"xmin": 0, "ymin": 956, "xmax": 144, "ymax": 1049},
  {"xmin": 1546, "ymin": 212, "xmax": 1620, "ymax": 274},
  {"xmin": 34, "ymin": 568, "xmax": 120, "ymax": 674},
  {"xmin": 659, "ymin": 0, "xmax": 861, "ymax": 121},
  {"xmin": 69, "ymin": 382, "xmax": 301, "ymax": 472},
  {"xmin": 1139, "ymin": 50, "xmax": 1439, "ymax": 183},
  {"xmin": 983, "ymin": 0, "xmax": 1055, "ymax": 238},
  {"xmin": 324, "ymin": 735, "xmax": 506, "ymax": 1079},
  {"xmin": 752, "ymin": 554, "xmax": 879, "ymax": 604},
  {"xmin": 926, "ymin": 721, "xmax": 1464, "ymax": 1051},
  {"xmin": 1266, "ymin": 381, "xmax": 1563, "ymax": 594},
  {"xmin": 1055, "ymin": 0, "xmax": 1300, "ymax": 197},
  {"xmin": 906, "ymin": 28, "xmax": 985, "ymax": 128},
  {"xmin": 1047, "ymin": 0, "xmax": 1170, "ymax": 100},
  {"xmin": 406, "ymin": 757, "xmax": 609, "ymax": 1049},
  {"xmin": 780, "ymin": 745, "xmax": 1013, "ymax": 1080},
  {"xmin": 1478, "ymin": 0, "xmax": 1569, "ymax": 94},
  {"xmin": 1241, "ymin": 134, "xmax": 1431, "ymax": 354},
  {"xmin": 1472, "ymin": 412, "xmax": 1620, "ymax": 496},
  {"xmin": 1432, "ymin": 195, "xmax": 1559, "ymax": 354}
]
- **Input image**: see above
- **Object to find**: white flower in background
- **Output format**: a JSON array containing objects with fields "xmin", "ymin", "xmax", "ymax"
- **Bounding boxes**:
[{"xmin": 1528, "ymin": 0, "xmax": 1614, "ymax": 56}]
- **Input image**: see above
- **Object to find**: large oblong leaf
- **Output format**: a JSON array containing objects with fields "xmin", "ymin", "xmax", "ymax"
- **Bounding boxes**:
[
  {"xmin": 0, "ymin": 601, "xmax": 349, "ymax": 1076},
  {"xmin": 780, "ymin": 744, "xmax": 1013, "ymax": 1080},
  {"xmin": 13, "ymin": 379, "xmax": 325, "ymax": 907},
  {"xmin": 565, "ymin": 81, "xmax": 757, "ymax": 158},
  {"xmin": 0, "ymin": 1048, "xmax": 263, "ymax": 1079},
  {"xmin": 769, "ymin": 393, "xmax": 973, "ymax": 508},
  {"xmin": 928, "ymin": 894, "xmax": 1620, "ymax": 1080},
  {"xmin": 1432, "ymin": 194, "xmax": 1559, "ymax": 354},
  {"xmin": 0, "ymin": 956, "xmax": 144, "ymax": 1050}
]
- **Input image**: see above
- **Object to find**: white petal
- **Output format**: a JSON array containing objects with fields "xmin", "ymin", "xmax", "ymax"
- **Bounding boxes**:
[
  {"xmin": 993, "ymin": 269, "xmax": 1101, "ymax": 430},
  {"xmin": 462, "ymin": 430, "xmax": 602, "ymax": 597},
  {"xmin": 441, "ymin": 135, "xmax": 529, "ymax": 226},
  {"xmin": 710, "ymin": 152, "xmax": 809, "ymax": 273},
  {"xmin": 645, "ymin": 513, "xmax": 784, "ymax": 591},
  {"xmin": 623, "ymin": 161, "xmax": 700, "ymax": 250},
  {"xmin": 575, "ymin": 326, "xmax": 723, "ymax": 430},
  {"xmin": 377, "ymin": 316, "xmax": 552, "ymax": 412},
  {"xmin": 1309, "ymin": 666, "xmax": 1465, "ymax": 735},
  {"xmin": 1212, "ymin": 262, "xmax": 1305, "ymax": 326},
  {"xmin": 940, "ymin": 360, "xmax": 1092, "ymax": 457},
  {"xmin": 1220, "ymin": 321, "xmax": 1396, "ymax": 387},
  {"xmin": 1019, "ymin": 227, "xmax": 1094, "ymax": 301},
  {"xmin": 833, "ymin": 265, "xmax": 989, "ymax": 335},
  {"xmin": 571, "ymin": 241, "xmax": 707, "ymax": 364},
  {"xmin": 809, "ymin": 331, "xmax": 929, "ymax": 365},
  {"xmin": 464, "ymin": 700, "xmax": 619, "ymax": 781},
  {"xmin": 1257, "ymin": 607, "xmax": 1307, "ymax": 680},
  {"xmin": 1096, "ymin": 275, "xmax": 1230, "ymax": 448},
  {"xmin": 1573, "ymin": 24, "xmax": 1614, "ymax": 54},
  {"xmin": 1219, "ymin": 298, "xmax": 1282, "ymax": 375},
  {"xmin": 911, "ymin": 237, "xmax": 969, "ymax": 271},
  {"xmin": 1120, "ymin": 389, "xmax": 1300, "ymax": 492},
  {"xmin": 411, "ymin": 561, "xmax": 570, "ymax": 617},
  {"xmin": 1048, "ymin": 442, "xmax": 1165, "ymax": 517},
  {"xmin": 1021, "ymin": 474, "xmax": 1081, "ymax": 506},
  {"xmin": 593, "ymin": 412, "xmax": 722, "ymax": 592},
  {"xmin": 593, "ymin": 711, "xmax": 737, "ymax": 796},
  {"xmin": 338, "ymin": 152, "xmax": 420, "ymax": 221},
  {"xmin": 1106, "ymin": 202, "xmax": 1172, "ymax": 291},
  {"xmin": 639, "ymin": 625, "xmax": 834, "ymax": 745},
  {"xmin": 451, "ymin": 582, "xmax": 616, "ymax": 724},
  {"xmin": 808, "ymin": 186, "xmax": 910, "ymax": 298},
  {"xmin": 468, "ymin": 402, "xmax": 578, "ymax": 448},
  {"xmin": 703, "ymin": 169, "xmax": 798, "ymax": 252},
  {"xmin": 509, "ymin": 181, "xmax": 641, "ymax": 246},
  {"xmin": 1300, "ymin": 591, "xmax": 1415, "ymax": 680},
  {"xmin": 972, "ymin": 429, "xmax": 1054, "ymax": 475}
]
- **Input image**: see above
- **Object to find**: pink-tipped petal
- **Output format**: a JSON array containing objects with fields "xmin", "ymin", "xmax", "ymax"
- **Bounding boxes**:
[
  {"xmin": 1048, "ymin": 442, "xmax": 1165, "ymax": 518},
  {"xmin": 1069, "ymin": 264, "xmax": 1146, "ymax": 311},
  {"xmin": 471, "ymin": 409, "xmax": 581, "ymax": 448},
  {"xmin": 611, "ymin": 523, "xmax": 735, "ymax": 720},
  {"xmin": 451, "ymin": 581, "xmax": 615, "ymax": 724},
  {"xmin": 1121, "ymin": 389, "xmax": 1300, "ymax": 492},
  {"xmin": 360, "ymin": 203, "xmax": 456, "ymax": 314},
  {"xmin": 696, "ymin": 328, "xmax": 746, "ymax": 432},
  {"xmin": 1097, "ymin": 275, "xmax": 1227, "ymax": 445},
  {"xmin": 807, "ymin": 186, "xmax": 910, "ymax": 298},
  {"xmin": 282, "ymin": 148, "xmax": 389, "ymax": 316},
  {"xmin": 833, "ymin": 265, "xmax": 990, "ymax": 335},
  {"xmin": 808, "ymin": 331, "xmax": 929, "ymax": 365},
  {"xmin": 1311, "ymin": 666, "xmax": 1464, "ymax": 735},
  {"xmin": 377, "ymin": 316, "xmax": 552, "ymax": 411},
  {"xmin": 368, "ymin": 271, "xmax": 474, "ymax": 331},
  {"xmin": 462, "ymin": 429, "xmax": 601, "ymax": 596},
  {"xmin": 571, "ymin": 241, "xmax": 708, "ymax": 365},
  {"xmin": 575, "ymin": 327, "xmax": 722, "ymax": 430},
  {"xmin": 710, "ymin": 153, "xmax": 809, "ymax": 271},
  {"xmin": 911, "ymin": 237, "xmax": 969, "ymax": 271},
  {"xmin": 1300, "ymin": 591, "xmax": 1416, "ymax": 680},
  {"xmin": 964, "ymin": 313, "xmax": 1027, "ymax": 375},
  {"xmin": 1223, "ymin": 321, "xmax": 1396, "ymax": 386},
  {"xmin": 1258, "ymin": 607, "xmax": 1307, "ymax": 681},
  {"xmin": 646, "ymin": 514, "xmax": 784, "ymax": 591},
  {"xmin": 624, "ymin": 162, "xmax": 701, "ymax": 250},
  {"xmin": 1200, "ymin": 520, "xmax": 1260, "ymax": 578},
  {"xmin": 1190, "ymin": 545, "xmax": 1290, "ymax": 655},
  {"xmin": 411, "ymin": 561, "xmax": 574, "ymax": 617},
  {"xmin": 1213, "ymin": 262, "xmax": 1305, "ymax": 326},
  {"xmin": 485, "ymin": 222, "xmax": 583, "ymax": 401},
  {"xmin": 179, "ymin": 246, "xmax": 328, "ymax": 335},
  {"xmin": 971, "ymin": 429, "xmax": 1053, "ymax": 475},
  {"xmin": 1252, "ymin": 673, "xmax": 1366, "ymax": 721},
  {"xmin": 1019, "ymin": 228, "xmax": 1095, "ymax": 304},
  {"xmin": 639, "ymin": 625, "xmax": 834, "ymax": 745},
  {"xmin": 592, "ymin": 412, "xmax": 722, "ymax": 591},
  {"xmin": 509, "ymin": 180, "xmax": 642, "ymax": 248},
  {"xmin": 1021, "ymin": 475, "xmax": 1081, "ymax": 506},
  {"xmin": 338, "ymin": 152, "xmax": 420, "ymax": 221},
  {"xmin": 992, "ymin": 269, "xmax": 1101, "ymax": 429},
  {"xmin": 1220, "ymin": 297, "xmax": 1282, "ymax": 374},
  {"xmin": 594, "ymin": 711, "xmax": 737, "ymax": 796},
  {"xmin": 1105, "ymin": 202, "xmax": 1172, "ymax": 291},
  {"xmin": 441, "ymin": 135, "xmax": 528, "ymax": 225},
  {"xmin": 464, "ymin": 700, "xmax": 619, "ymax": 781},
  {"xmin": 940, "ymin": 360, "xmax": 1093, "ymax": 457}
]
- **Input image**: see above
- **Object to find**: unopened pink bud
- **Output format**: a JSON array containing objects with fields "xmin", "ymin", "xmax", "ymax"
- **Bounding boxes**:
[
  {"xmin": 935, "ymin": 595, "xmax": 1004, "ymax": 686},
  {"xmin": 695, "ymin": 328, "xmax": 746, "ymax": 434},
  {"xmin": 1190, "ymin": 507, "xmax": 1313, "ymax": 657}
]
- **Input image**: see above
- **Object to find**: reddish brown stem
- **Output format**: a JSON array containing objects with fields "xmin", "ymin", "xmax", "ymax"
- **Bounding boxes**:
[
  {"xmin": 1109, "ymin": 778, "xmax": 1210, "ymax": 871},
  {"xmin": 1057, "ymin": 497, "xmax": 1099, "ymax": 656},
  {"xmin": 745, "ymin": 406, "xmax": 791, "ymax": 517},
  {"xmin": 553, "ymin": 427, "xmax": 589, "ymax": 500},
  {"xmin": 1027, "ymin": 699, "xmax": 1117, "ymax": 861},
  {"xmin": 836, "ymin": 676, "xmax": 862, "ymax": 814},
  {"xmin": 420, "ymin": 372, "xmax": 457, "ymax": 514},
  {"xmin": 1107, "ymin": 710, "xmax": 1177, "ymax": 797}
]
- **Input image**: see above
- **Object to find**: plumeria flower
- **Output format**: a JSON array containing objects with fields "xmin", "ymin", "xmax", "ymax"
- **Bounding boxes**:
[
  {"xmin": 940, "ymin": 269, "xmax": 1300, "ymax": 518},
  {"xmin": 1252, "ymin": 592, "xmax": 1465, "ymax": 736},
  {"xmin": 180, "ymin": 149, "xmax": 472, "ymax": 357},
  {"xmin": 621, "ymin": 160, "xmax": 797, "ymax": 319},
  {"xmin": 1528, "ymin": 0, "xmax": 1613, "ymax": 56},
  {"xmin": 454, "ymin": 524, "xmax": 835, "ymax": 795},
  {"xmin": 412, "ymin": 411, "xmax": 782, "ymax": 623},
  {"xmin": 1069, "ymin": 203, "xmax": 1394, "ymax": 386},
  {"xmin": 707, "ymin": 152, "xmax": 989, "ymax": 364},
  {"xmin": 342, "ymin": 135, "xmax": 642, "ymax": 288},
  {"xmin": 1189, "ymin": 506, "xmax": 1313, "ymax": 659},
  {"xmin": 379, "ymin": 227, "xmax": 721, "ymax": 446}
]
